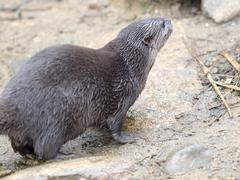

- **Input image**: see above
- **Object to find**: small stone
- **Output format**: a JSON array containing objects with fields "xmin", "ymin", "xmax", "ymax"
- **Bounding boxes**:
[
  {"xmin": 202, "ymin": 0, "xmax": 240, "ymax": 23},
  {"xmin": 225, "ymin": 78, "xmax": 233, "ymax": 84},
  {"xmin": 166, "ymin": 144, "xmax": 215, "ymax": 174},
  {"xmin": 175, "ymin": 113, "xmax": 185, "ymax": 119},
  {"xmin": 88, "ymin": 3, "xmax": 101, "ymax": 10},
  {"xmin": 204, "ymin": 60, "xmax": 213, "ymax": 67},
  {"xmin": 6, "ymin": 46, "xmax": 13, "ymax": 51},
  {"xmin": 58, "ymin": 30, "xmax": 64, "ymax": 34},
  {"xmin": 88, "ymin": 0, "xmax": 109, "ymax": 10},
  {"xmin": 211, "ymin": 67, "xmax": 219, "ymax": 74}
]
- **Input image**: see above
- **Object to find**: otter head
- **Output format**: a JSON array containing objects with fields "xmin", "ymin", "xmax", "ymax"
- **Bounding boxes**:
[{"xmin": 116, "ymin": 17, "xmax": 173, "ymax": 75}]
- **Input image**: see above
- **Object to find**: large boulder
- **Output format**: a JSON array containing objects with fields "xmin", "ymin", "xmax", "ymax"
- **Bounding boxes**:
[{"xmin": 202, "ymin": 0, "xmax": 240, "ymax": 23}]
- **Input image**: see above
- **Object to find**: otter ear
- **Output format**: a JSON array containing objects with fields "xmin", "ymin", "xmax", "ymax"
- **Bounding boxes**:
[{"xmin": 143, "ymin": 36, "xmax": 153, "ymax": 46}]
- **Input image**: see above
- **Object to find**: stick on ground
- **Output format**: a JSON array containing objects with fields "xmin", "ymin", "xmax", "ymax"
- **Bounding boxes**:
[
  {"xmin": 215, "ymin": 81, "xmax": 240, "ymax": 91},
  {"xmin": 220, "ymin": 51, "xmax": 240, "ymax": 72},
  {"xmin": 184, "ymin": 40, "xmax": 233, "ymax": 118}
]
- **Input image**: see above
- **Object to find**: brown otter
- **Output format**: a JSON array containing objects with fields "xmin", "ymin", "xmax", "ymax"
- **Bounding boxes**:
[{"xmin": 0, "ymin": 17, "xmax": 172, "ymax": 160}]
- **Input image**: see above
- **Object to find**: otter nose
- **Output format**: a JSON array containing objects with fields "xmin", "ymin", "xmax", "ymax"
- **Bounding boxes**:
[{"xmin": 163, "ymin": 19, "xmax": 172, "ymax": 30}]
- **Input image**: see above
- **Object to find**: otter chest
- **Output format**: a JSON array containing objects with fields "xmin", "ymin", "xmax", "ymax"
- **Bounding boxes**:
[{"xmin": 111, "ymin": 76, "xmax": 146, "ymax": 115}]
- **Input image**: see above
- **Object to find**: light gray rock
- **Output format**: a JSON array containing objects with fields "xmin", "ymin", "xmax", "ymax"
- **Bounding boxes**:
[
  {"xmin": 166, "ymin": 144, "xmax": 215, "ymax": 174},
  {"xmin": 2, "ymin": 156, "xmax": 131, "ymax": 180},
  {"xmin": 202, "ymin": 0, "xmax": 240, "ymax": 23}
]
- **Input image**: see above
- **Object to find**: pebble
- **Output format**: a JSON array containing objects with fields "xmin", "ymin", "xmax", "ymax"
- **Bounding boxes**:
[{"xmin": 166, "ymin": 144, "xmax": 215, "ymax": 174}]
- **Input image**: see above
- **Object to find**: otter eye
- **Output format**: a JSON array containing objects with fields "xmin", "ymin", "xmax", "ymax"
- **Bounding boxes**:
[{"xmin": 143, "ymin": 36, "xmax": 153, "ymax": 46}]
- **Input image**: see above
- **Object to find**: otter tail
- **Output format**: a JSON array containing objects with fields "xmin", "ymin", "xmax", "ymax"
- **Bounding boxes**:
[{"xmin": 0, "ymin": 98, "xmax": 16, "ymax": 134}]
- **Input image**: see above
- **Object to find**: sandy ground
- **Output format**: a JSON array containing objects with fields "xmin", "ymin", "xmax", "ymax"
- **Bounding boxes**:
[{"xmin": 0, "ymin": 0, "xmax": 240, "ymax": 179}]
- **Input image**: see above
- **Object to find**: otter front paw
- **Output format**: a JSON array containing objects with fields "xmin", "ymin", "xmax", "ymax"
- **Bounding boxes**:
[{"xmin": 112, "ymin": 132, "xmax": 135, "ymax": 144}]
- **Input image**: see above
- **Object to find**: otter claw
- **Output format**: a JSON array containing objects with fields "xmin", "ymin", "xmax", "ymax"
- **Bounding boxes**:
[
  {"xmin": 56, "ymin": 151, "xmax": 76, "ymax": 160},
  {"xmin": 112, "ymin": 132, "xmax": 135, "ymax": 144},
  {"xmin": 58, "ymin": 151, "xmax": 74, "ymax": 156}
]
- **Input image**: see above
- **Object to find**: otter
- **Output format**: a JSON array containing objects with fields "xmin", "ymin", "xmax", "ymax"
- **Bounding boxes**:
[{"xmin": 0, "ymin": 17, "xmax": 172, "ymax": 160}]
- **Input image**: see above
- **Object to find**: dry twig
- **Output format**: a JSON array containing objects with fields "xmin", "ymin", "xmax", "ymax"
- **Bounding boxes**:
[
  {"xmin": 220, "ymin": 51, "xmax": 240, "ymax": 72},
  {"xmin": 215, "ymin": 81, "xmax": 240, "ymax": 91},
  {"xmin": 185, "ymin": 40, "xmax": 233, "ymax": 118},
  {"xmin": 136, "ymin": 154, "xmax": 157, "ymax": 164}
]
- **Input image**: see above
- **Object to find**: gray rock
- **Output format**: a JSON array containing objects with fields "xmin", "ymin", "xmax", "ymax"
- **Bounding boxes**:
[
  {"xmin": 202, "ymin": 0, "xmax": 240, "ymax": 23},
  {"xmin": 166, "ymin": 144, "xmax": 215, "ymax": 174},
  {"xmin": 2, "ymin": 156, "xmax": 130, "ymax": 180}
]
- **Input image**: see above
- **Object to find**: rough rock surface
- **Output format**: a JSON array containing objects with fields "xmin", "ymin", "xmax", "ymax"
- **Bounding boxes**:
[
  {"xmin": 2, "ymin": 156, "xmax": 130, "ymax": 180},
  {"xmin": 202, "ymin": 0, "xmax": 240, "ymax": 23}
]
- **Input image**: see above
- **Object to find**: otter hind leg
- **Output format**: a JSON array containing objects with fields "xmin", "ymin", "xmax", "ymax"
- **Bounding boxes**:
[{"xmin": 107, "ymin": 114, "xmax": 135, "ymax": 144}]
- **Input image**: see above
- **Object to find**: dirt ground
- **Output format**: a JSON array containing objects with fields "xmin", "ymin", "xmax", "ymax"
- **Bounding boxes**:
[{"xmin": 0, "ymin": 0, "xmax": 240, "ymax": 179}]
